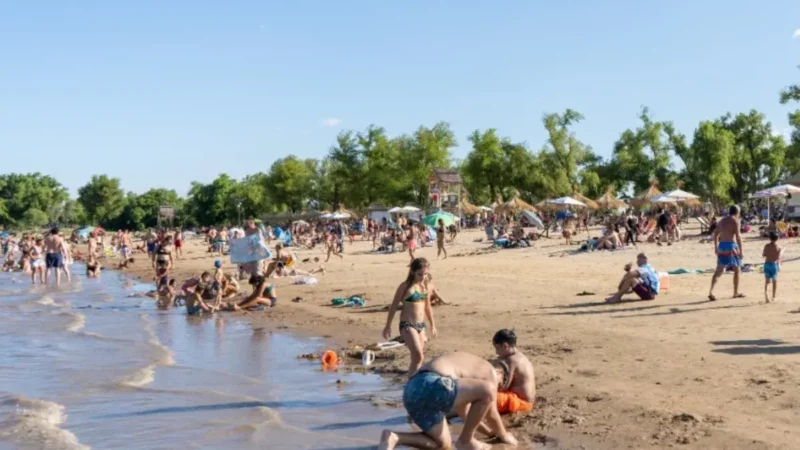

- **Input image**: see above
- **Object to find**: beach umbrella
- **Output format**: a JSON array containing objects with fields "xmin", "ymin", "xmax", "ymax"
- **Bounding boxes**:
[
  {"xmin": 320, "ymin": 213, "xmax": 334, "ymax": 219},
  {"xmin": 595, "ymin": 186, "xmax": 627, "ymax": 210},
  {"xmin": 547, "ymin": 197, "xmax": 587, "ymax": 207},
  {"xmin": 490, "ymin": 194, "xmax": 505, "ymax": 211},
  {"xmin": 520, "ymin": 210, "xmax": 544, "ymax": 228},
  {"xmin": 752, "ymin": 184, "xmax": 800, "ymax": 222},
  {"xmin": 459, "ymin": 198, "xmax": 480, "ymax": 216},
  {"xmin": 292, "ymin": 220, "xmax": 310, "ymax": 227},
  {"xmin": 400, "ymin": 205, "xmax": 421, "ymax": 213},
  {"xmin": 535, "ymin": 199, "xmax": 557, "ymax": 212},
  {"xmin": 496, "ymin": 191, "xmax": 538, "ymax": 215},
  {"xmin": 331, "ymin": 213, "xmax": 350, "ymax": 220},
  {"xmin": 388, "ymin": 206, "xmax": 402, "ymax": 213},
  {"xmin": 664, "ymin": 189, "xmax": 700, "ymax": 200},
  {"xmin": 631, "ymin": 183, "xmax": 662, "ymax": 207},
  {"xmin": 423, "ymin": 211, "xmax": 456, "ymax": 228},
  {"xmin": 478, "ymin": 206, "xmax": 493, "ymax": 212}
]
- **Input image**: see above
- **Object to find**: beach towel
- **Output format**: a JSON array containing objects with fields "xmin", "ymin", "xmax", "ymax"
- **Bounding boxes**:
[
  {"xmin": 667, "ymin": 268, "xmax": 704, "ymax": 275},
  {"xmin": 497, "ymin": 391, "xmax": 534, "ymax": 414},
  {"xmin": 294, "ymin": 276, "xmax": 318, "ymax": 285},
  {"xmin": 229, "ymin": 233, "xmax": 273, "ymax": 264}
]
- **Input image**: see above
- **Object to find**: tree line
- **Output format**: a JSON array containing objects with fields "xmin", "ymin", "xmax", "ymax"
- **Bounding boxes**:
[{"xmin": 2, "ymin": 74, "xmax": 799, "ymax": 231}]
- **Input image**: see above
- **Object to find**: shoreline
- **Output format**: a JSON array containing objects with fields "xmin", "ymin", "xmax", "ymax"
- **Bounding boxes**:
[{"xmin": 91, "ymin": 229, "xmax": 800, "ymax": 449}]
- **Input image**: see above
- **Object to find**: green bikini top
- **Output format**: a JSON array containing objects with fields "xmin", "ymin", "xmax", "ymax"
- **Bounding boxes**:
[{"xmin": 404, "ymin": 285, "xmax": 427, "ymax": 303}]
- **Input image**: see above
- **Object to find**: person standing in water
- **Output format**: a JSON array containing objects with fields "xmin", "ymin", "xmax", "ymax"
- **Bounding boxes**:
[
  {"xmin": 436, "ymin": 218, "xmax": 447, "ymax": 260},
  {"xmin": 709, "ymin": 205, "xmax": 745, "ymax": 301},
  {"xmin": 30, "ymin": 237, "xmax": 45, "ymax": 284},
  {"xmin": 383, "ymin": 258, "xmax": 437, "ymax": 376},
  {"xmin": 43, "ymin": 228, "xmax": 65, "ymax": 285}
]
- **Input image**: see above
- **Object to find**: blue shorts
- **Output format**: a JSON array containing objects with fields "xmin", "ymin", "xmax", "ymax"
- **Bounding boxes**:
[
  {"xmin": 147, "ymin": 243, "xmax": 157, "ymax": 253},
  {"xmin": 186, "ymin": 304, "xmax": 202, "ymax": 316},
  {"xmin": 402, "ymin": 371, "xmax": 458, "ymax": 432},
  {"xmin": 45, "ymin": 252, "xmax": 63, "ymax": 269},
  {"xmin": 764, "ymin": 262, "xmax": 780, "ymax": 280},
  {"xmin": 716, "ymin": 241, "xmax": 740, "ymax": 267}
]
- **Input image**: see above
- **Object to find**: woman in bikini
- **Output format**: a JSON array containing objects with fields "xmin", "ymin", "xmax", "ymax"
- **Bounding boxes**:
[
  {"xmin": 383, "ymin": 258, "xmax": 438, "ymax": 376},
  {"xmin": 436, "ymin": 219, "xmax": 447, "ymax": 259},
  {"xmin": 30, "ymin": 237, "xmax": 45, "ymax": 284},
  {"xmin": 226, "ymin": 275, "xmax": 277, "ymax": 311},
  {"xmin": 154, "ymin": 236, "xmax": 175, "ymax": 274}
]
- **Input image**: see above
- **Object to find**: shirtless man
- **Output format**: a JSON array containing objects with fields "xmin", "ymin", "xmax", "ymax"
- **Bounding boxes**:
[
  {"xmin": 493, "ymin": 330, "xmax": 535, "ymax": 405},
  {"xmin": 43, "ymin": 228, "xmax": 65, "ymax": 285},
  {"xmin": 144, "ymin": 229, "xmax": 158, "ymax": 261},
  {"xmin": 88, "ymin": 231, "xmax": 99, "ymax": 259},
  {"xmin": 119, "ymin": 230, "xmax": 133, "ymax": 262},
  {"xmin": 379, "ymin": 352, "xmax": 517, "ymax": 450},
  {"xmin": 709, "ymin": 205, "xmax": 745, "ymax": 301}
]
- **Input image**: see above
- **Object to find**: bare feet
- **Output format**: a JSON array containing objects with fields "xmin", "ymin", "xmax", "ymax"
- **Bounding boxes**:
[
  {"xmin": 455, "ymin": 438, "xmax": 492, "ymax": 450},
  {"xmin": 733, "ymin": 293, "xmax": 746, "ymax": 299},
  {"xmin": 708, "ymin": 294, "xmax": 717, "ymax": 302},
  {"xmin": 378, "ymin": 430, "xmax": 398, "ymax": 450},
  {"xmin": 500, "ymin": 432, "xmax": 519, "ymax": 446}
]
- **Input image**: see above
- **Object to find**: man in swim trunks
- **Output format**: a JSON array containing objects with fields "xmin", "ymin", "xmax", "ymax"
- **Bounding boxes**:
[
  {"xmin": 709, "ymin": 205, "xmax": 745, "ymax": 301},
  {"xmin": 493, "ymin": 330, "xmax": 535, "ymax": 409},
  {"xmin": 43, "ymin": 227, "xmax": 65, "ymax": 285},
  {"xmin": 605, "ymin": 252, "xmax": 660, "ymax": 303},
  {"xmin": 378, "ymin": 352, "xmax": 517, "ymax": 450},
  {"xmin": 144, "ymin": 229, "xmax": 158, "ymax": 261}
]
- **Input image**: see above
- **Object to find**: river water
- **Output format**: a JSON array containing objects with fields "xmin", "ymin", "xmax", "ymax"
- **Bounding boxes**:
[{"xmin": 0, "ymin": 265, "xmax": 411, "ymax": 449}]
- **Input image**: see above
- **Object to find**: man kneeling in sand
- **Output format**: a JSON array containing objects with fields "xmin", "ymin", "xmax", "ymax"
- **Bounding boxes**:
[
  {"xmin": 605, "ymin": 252, "xmax": 660, "ymax": 304},
  {"xmin": 379, "ymin": 352, "xmax": 517, "ymax": 450},
  {"xmin": 493, "ymin": 329, "xmax": 535, "ymax": 414}
]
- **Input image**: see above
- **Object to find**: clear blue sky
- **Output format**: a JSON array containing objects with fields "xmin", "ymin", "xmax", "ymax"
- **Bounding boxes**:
[{"xmin": 2, "ymin": 1, "xmax": 799, "ymax": 196}]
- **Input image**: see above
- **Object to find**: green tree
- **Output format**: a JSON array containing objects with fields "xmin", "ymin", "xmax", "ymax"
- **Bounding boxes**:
[
  {"xmin": 21, "ymin": 208, "xmax": 49, "ymax": 228},
  {"xmin": 403, "ymin": 122, "xmax": 456, "ymax": 204},
  {"xmin": 184, "ymin": 174, "xmax": 239, "ymax": 226},
  {"xmin": 719, "ymin": 111, "xmax": 786, "ymax": 202},
  {"xmin": 541, "ymin": 109, "xmax": 593, "ymax": 188},
  {"xmin": 327, "ymin": 131, "xmax": 365, "ymax": 209},
  {"xmin": 679, "ymin": 121, "xmax": 736, "ymax": 205},
  {"xmin": 780, "ymin": 68, "xmax": 800, "ymax": 176},
  {"xmin": 611, "ymin": 107, "xmax": 679, "ymax": 193},
  {"xmin": 77, "ymin": 175, "xmax": 127, "ymax": 226},
  {"xmin": 359, "ymin": 125, "xmax": 403, "ymax": 206},
  {"xmin": 113, "ymin": 188, "xmax": 184, "ymax": 230},
  {"xmin": 0, "ymin": 173, "xmax": 68, "ymax": 224},
  {"xmin": 266, "ymin": 156, "xmax": 316, "ymax": 212},
  {"xmin": 464, "ymin": 129, "xmax": 505, "ymax": 201}
]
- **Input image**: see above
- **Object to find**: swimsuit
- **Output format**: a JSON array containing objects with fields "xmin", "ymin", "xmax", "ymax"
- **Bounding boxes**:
[
  {"xmin": 45, "ymin": 252, "xmax": 63, "ymax": 269},
  {"xmin": 763, "ymin": 261, "xmax": 780, "ymax": 280},
  {"xmin": 399, "ymin": 321, "xmax": 425, "ymax": 333},
  {"xmin": 402, "ymin": 370, "xmax": 458, "ymax": 432},
  {"xmin": 186, "ymin": 304, "xmax": 202, "ymax": 316},
  {"xmin": 717, "ymin": 241, "xmax": 741, "ymax": 267}
]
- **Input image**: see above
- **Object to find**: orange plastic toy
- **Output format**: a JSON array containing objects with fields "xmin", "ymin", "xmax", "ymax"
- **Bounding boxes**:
[{"xmin": 321, "ymin": 350, "xmax": 339, "ymax": 367}]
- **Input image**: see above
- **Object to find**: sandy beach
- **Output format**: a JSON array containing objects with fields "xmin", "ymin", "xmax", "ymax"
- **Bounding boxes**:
[{"xmin": 108, "ymin": 226, "xmax": 800, "ymax": 450}]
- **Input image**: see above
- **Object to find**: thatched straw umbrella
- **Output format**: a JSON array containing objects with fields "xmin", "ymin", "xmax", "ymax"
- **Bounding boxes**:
[
  {"xmin": 630, "ymin": 183, "xmax": 662, "ymax": 208},
  {"xmin": 334, "ymin": 204, "xmax": 357, "ymax": 219},
  {"xmin": 490, "ymin": 193, "xmax": 504, "ymax": 211},
  {"xmin": 459, "ymin": 191, "xmax": 480, "ymax": 216},
  {"xmin": 595, "ymin": 186, "xmax": 627, "ymax": 210},
  {"xmin": 572, "ymin": 192, "xmax": 599, "ymax": 210},
  {"xmin": 496, "ymin": 191, "xmax": 537, "ymax": 215},
  {"xmin": 535, "ymin": 199, "xmax": 557, "ymax": 212}
]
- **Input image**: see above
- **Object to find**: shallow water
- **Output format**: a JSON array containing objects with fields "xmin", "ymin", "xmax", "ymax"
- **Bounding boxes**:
[{"xmin": 0, "ymin": 265, "xmax": 411, "ymax": 449}]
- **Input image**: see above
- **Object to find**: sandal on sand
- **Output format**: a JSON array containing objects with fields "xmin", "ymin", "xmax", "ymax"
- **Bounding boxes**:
[
  {"xmin": 708, "ymin": 294, "xmax": 717, "ymax": 302},
  {"xmin": 733, "ymin": 293, "xmax": 746, "ymax": 299}
]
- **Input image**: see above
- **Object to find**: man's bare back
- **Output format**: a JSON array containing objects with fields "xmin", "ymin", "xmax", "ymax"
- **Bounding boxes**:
[
  {"xmin": 44, "ymin": 233, "xmax": 62, "ymax": 254},
  {"xmin": 424, "ymin": 352, "xmax": 499, "ymax": 384},
  {"xmin": 763, "ymin": 242, "xmax": 782, "ymax": 263},
  {"xmin": 715, "ymin": 216, "xmax": 739, "ymax": 243}
]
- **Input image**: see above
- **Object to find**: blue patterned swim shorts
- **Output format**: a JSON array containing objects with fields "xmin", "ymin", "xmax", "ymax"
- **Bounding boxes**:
[
  {"xmin": 402, "ymin": 371, "xmax": 458, "ymax": 432},
  {"xmin": 763, "ymin": 262, "xmax": 780, "ymax": 280}
]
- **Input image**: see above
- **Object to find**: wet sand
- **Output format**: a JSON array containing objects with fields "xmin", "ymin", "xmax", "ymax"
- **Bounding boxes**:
[{"xmin": 110, "ymin": 226, "xmax": 800, "ymax": 449}]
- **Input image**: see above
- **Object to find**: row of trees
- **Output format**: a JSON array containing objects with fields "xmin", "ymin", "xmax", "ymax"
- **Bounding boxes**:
[{"xmin": 2, "ymin": 75, "xmax": 799, "ymax": 230}]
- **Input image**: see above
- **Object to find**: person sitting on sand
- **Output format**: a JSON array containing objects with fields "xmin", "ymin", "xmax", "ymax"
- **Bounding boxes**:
[
  {"xmin": 225, "ymin": 275, "xmax": 277, "ymax": 311},
  {"xmin": 493, "ymin": 329, "xmax": 536, "ymax": 414},
  {"xmin": 709, "ymin": 205, "xmax": 745, "ymax": 301},
  {"xmin": 383, "ymin": 258, "xmax": 438, "ymax": 376},
  {"xmin": 220, "ymin": 273, "xmax": 240, "ymax": 298},
  {"xmin": 605, "ymin": 252, "xmax": 660, "ymax": 303},
  {"xmin": 596, "ymin": 225, "xmax": 622, "ymax": 250},
  {"xmin": 273, "ymin": 257, "xmax": 326, "ymax": 278},
  {"xmin": 378, "ymin": 352, "xmax": 517, "ymax": 450},
  {"xmin": 425, "ymin": 273, "xmax": 450, "ymax": 307},
  {"xmin": 186, "ymin": 276, "xmax": 216, "ymax": 316}
]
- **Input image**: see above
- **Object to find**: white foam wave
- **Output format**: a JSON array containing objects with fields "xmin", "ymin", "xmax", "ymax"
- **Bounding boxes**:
[
  {"xmin": 141, "ymin": 315, "xmax": 175, "ymax": 366},
  {"xmin": 0, "ymin": 394, "xmax": 90, "ymax": 450},
  {"xmin": 65, "ymin": 313, "xmax": 86, "ymax": 333},
  {"xmin": 35, "ymin": 295, "xmax": 70, "ymax": 309},
  {"xmin": 118, "ymin": 364, "xmax": 156, "ymax": 388}
]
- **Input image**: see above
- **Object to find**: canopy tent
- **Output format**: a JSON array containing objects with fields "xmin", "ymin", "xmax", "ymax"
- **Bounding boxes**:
[
  {"xmin": 630, "ymin": 183, "xmax": 663, "ymax": 207},
  {"xmin": 650, "ymin": 194, "xmax": 678, "ymax": 204},
  {"xmin": 496, "ymin": 192, "xmax": 537, "ymax": 215},
  {"xmin": 664, "ymin": 189, "xmax": 700, "ymax": 200},
  {"xmin": 595, "ymin": 186, "xmax": 627, "ymax": 210},
  {"xmin": 520, "ymin": 210, "xmax": 544, "ymax": 228},
  {"xmin": 423, "ymin": 210, "xmax": 457, "ymax": 228},
  {"xmin": 571, "ymin": 192, "xmax": 599, "ymax": 210},
  {"xmin": 547, "ymin": 197, "xmax": 587, "ymax": 207}
]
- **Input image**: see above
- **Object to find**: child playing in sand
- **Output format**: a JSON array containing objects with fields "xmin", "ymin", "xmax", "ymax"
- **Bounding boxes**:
[
  {"xmin": 762, "ymin": 232, "xmax": 783, "ymax": 303},
  {"xmin": 157, "ymin": 279, "xmax": 177, "ymax": 309},
  {"xmin": 424, "ymin": 273, "xmax": 450, "ymax": 307}
]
